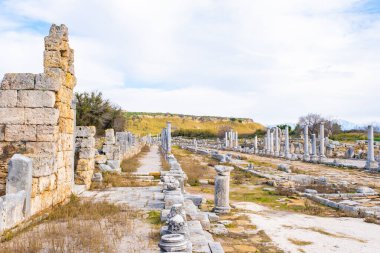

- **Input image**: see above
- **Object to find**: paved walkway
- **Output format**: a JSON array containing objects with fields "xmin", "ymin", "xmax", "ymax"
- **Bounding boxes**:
[{"xmin": 136, "ymin": 145, "xmax": 163, "ymax": 174}]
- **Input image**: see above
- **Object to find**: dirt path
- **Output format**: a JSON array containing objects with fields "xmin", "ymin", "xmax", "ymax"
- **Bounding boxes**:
[{"xmin": 136, "ymin": 145, "xmax": 163, "ymax": 174}]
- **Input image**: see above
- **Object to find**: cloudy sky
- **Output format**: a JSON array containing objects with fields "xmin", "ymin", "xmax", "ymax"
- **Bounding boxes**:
[{"xmin": 0, "ymin": 0, "xmax": 379, "ymax": 125}]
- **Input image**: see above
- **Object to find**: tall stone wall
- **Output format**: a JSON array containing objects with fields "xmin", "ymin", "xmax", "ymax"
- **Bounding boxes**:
[{"xmin": 0, "ymin": 24, "xmax": 76, "ymax": 215}]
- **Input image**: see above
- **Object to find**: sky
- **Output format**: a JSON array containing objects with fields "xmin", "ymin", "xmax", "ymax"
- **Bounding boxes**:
[{"xmin": 0, "ymin": 0, "xmax": 379, "ymax": 126}]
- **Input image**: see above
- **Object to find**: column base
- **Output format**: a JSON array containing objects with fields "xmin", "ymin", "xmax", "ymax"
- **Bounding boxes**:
[
  {"xmin": 213, "ymin": 206, "xmax": 231, "ymax": 214},
  {"xmin": 365, "ymin": 161, "xmax": 379, "ymax": 170},
  {"xmin": 319, "ymin": 156, "xmax": 327, "ymax": 163},
  {"xmin": 311, "ymin": 155, "xmax": 318, "ymax": 163},
  {"xmin": 303, "ymin": 155, "xmax": 310, "ymax": 161}
]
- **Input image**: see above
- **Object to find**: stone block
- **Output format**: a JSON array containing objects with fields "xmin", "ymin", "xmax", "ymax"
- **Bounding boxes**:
[
  {"xmin": 76, "ymin": 126, "xmax": 96, "ymax": 137},
  {"xmin": 208, "ymin": 242, "xmax": 224, "ymax": 253},
  {"xmin": 26, "ymin": 142, "xmax": 56, "ymax": 157},
  {"xmin": 79, "ymin": 148, "xmax": 96, "ymax": 159},
  {"xmin": 31, "ymin": 157, "xmax": 56, "ymax": 177},
  {"xmin": 98, "ymin": 164, "xmax": 113, "ymax": 172},
  {"xmin": 0, "ymin": 90, "xmax": 17, "ymax": 107},
  {"xmin": 44, "ymin": 51, "xmax": 62, "ymax": 69},
  {"xmin": 6, "ymin": 154, "xmax": 32, "ymax": 217},
  {"xmin": 0, "ymin": 125, "xmax": 4, "ymax": 141},
  {"xmin": 65, "ymin": 72, "xmax": 76, "ymax": 89},
  {"xmin": 107, "ymin": 160, "xmax": 120, "ymax": 172},
  {"xmin": 1, "ymin": 73, "xmax": 35, "ymax": 90},
  {"xmin": 38, "ymin": 175, "xmax": 51, "ymax": 193},
  {"xmin": 0, "ymin": 108, "xmax": 25, "ymax": 124},
  {"xmin": 95, "ymin": 154, "xmax": 107, "ymax": 164},
  {"xmin": 56, "ymin": 86, "xmax": 73, "ymax": 103},
  {"xmin": 4, "ymin": 125, "xmax": 37, "ymax": 141},
  {"xmin": 77, "ymin": 137, "xmax": 95, "ymax": 148},
  {"xmin": 4, "ymin": 191, "xmax": 26, "ymax": 229},
  {"xmin": 76, "ymin": 158, "xmax": 94, "ymax": 171},
  {"xmin": 35, "ymin": 68, "xmax": 64, "ymax": 91},
  {"xmin": 56, "ymin": 102, "xmax": 74, "ymax": 119},
  {"xmin": 36, "ymin": 125, "xmax": 58, "ymax": 142},
  {"xmin": 25, "ymin": 108, "xmax": 59, "ymax": 125},
  {"xmin": 17, "ymin": 90, "xmax": 55, "ymax": 108},
  {"xmin": 58, "ymin": 118, "xmax": 74, "ymax": 133},
  {"xmin": 105, "ymin": 129, "xmax": 115, "ymax": 144},
  {"xmin": 60, "ymin": 133, "xmax": 74, "ymax": 151}
]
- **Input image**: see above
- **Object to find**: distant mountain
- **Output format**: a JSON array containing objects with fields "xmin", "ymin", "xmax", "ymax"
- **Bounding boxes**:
[{"xmin": 337, "ymin": 119, "xmax": 380, "ymax": 131}]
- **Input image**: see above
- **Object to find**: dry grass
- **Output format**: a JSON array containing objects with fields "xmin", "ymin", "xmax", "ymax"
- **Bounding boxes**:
[
  {"xmin": 0, "ymin": 195, "xmax": 160, "ymax": 253},
  {"xmin": 172, "ymin": 146, "xmax": 216, "ymax": 186},
  {"xmin": 91, "ymin": 172, "xmax": 156, "ymax": 189},
  {"xmin": 121, "ymin": 145, "xmax": 150, "ymax": 173}
]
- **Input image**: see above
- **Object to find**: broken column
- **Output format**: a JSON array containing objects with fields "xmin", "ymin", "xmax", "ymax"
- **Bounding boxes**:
[
  {"xmin": 167, "ymin": 122, "xmax": 172, "ymax": 154},
  {"xmin": 303, "ymin": 125, "xmax": 310, "ymax": 161},
  {"xmin": 213, "ymin": 165, "xmax": 234, "ymax": 214},
  {"xmin": 365, "ymin": 125, "xmax": 379, "ymax": 170},
  {"xmin": 254, "ymin": 135, "xmax": 258, "ymax": 154},
  {"xmin": 270, "ymin": 130, "xmax": 274, "ymax": 156}
]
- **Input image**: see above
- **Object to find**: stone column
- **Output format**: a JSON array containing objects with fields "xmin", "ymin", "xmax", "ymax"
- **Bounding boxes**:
[
  {"xmin": 303, "ymin": 125, "xmax": 310, "ymax": 161},
  {"xmin": 167, "ymin": 122, "xmax": 172, "ymax": 154},
  {"xmin": 319, "ymin": 122, "xmax": 326, "ymax": 161},
  {"xmin": 274, "ymin": 127, "xmax": 279, "ymax": 157},
  {"xmin": 214, "ymin": 165, "xmax": 234, "ymax": 214},
  {"xmin": 311, "ymin": 133, "xmax": 318, "ymax": 162},
  {"xmin": 254, "ymin": 135, "xmax": 258, "ymax": 154},
  {"xmin": 284, "ymin": 126, "xmax": 290, "ymax": 159},
  {"xmin": 270, "ymin": 131, "xmax": 274, "ymax": 156},
  {"xmin": 235, "ymin": 131, "xmax": 238, "ymax": 148},
  {"xmin": 365, "ymin": 125, "xmax": 379, "ymax": 170},
  {"xmin": 225, "ymin": 132, "xmax": 228, "ymax": 147}
]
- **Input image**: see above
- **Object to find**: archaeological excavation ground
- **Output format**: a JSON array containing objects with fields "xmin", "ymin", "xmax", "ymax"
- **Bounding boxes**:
[{"xmin": 1, "ymin": 3, "xmax": 380, "ymax": 253}]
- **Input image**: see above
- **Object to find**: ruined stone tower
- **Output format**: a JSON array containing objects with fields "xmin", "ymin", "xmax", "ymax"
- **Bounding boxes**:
[{"xmin": 0, "ymin": 24, "xmax": 76, "ymax": 215}]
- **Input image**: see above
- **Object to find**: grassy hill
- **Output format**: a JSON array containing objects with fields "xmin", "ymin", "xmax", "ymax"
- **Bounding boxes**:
[{"xmin": 124, "ymin": 112, "xmax": 265, "ymax": 137}]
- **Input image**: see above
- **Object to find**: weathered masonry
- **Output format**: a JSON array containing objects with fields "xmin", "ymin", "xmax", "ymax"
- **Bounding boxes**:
[{"xmin": 0, "ymin": 23, "xmax": 76, "ymax": 224}]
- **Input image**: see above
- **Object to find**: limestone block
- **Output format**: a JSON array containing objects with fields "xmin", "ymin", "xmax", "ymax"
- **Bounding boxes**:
[
  {"xmin": 25, "ymin": 108, "xmax": 59, "ymax": 125},
  {"xmin": 63, "ymin": 150, "xmax": 74, "ymax": 167},
  {"xmin": 31, "ymin": 178, "xmax": 38, "ymax": 197},
  {"xmin": 0, "ymin": 90, "xmax": 17, "ymax": 107},
  {"xmin": 1, "ymin": 73, "xmax": 35, "ymax": 90},
  {"xmin": 79, "ymin": 148, "xmax": 96, "ymax": 159},
  {"xmin": 4, "ymin": 191, "xmax": 26, "ymax": 229},
  {"xmin": 56, "ymin": 102, "xmax": 74, "ymax": 119},
  {"xmin": 38, "ymin": 176, "xmax": 51, "ymax": 193},
  {"xmin": 31, "ymin": 157, "xmax": 56, "ymax": 177},
  {"xmin": 56, "ymin": 86, "xmax": 73, "ymax": 103},
  {"xmin": 48, "ymin": 24, "xmax": 68, "ymax": 42},
  {"xmin": 35, "ymin": 68, "xmax": 64, "ymax": 91},
  {"xmin": 6, "ymin": 154, "xmax": 32, "ymax": 217},
  {"xmin": 76, "ymin": 126, "xmax": 96, "ymax": 137},
  {"xmin": 105, "ymin": 129, "xmax": 115, "ymax": 144},
  {"xmin": 60, "ymin": 133, "xmax": 74, "ymax": 151},
  {"xmin": 0, "ymin": 108, "xmax": 25, "ymax": 124},
  {"xmin": 30, "ymin": 189, "xmax": 54, "ymax": 215},
  {"xmin": 17, "ymin": 90, "xmax": 55, "ymax": 108},
  {"xmin": 56, "ymin": 151, "xmax": 64, "ymax": 169},
  {"xmin": 0, "ymin": 197, "xmax": 4, "ymax": 232},
  {"xmin": 26, "ymin": 142, "xmax": 56, "ymax": 157},
  {"xmin": 95, "ymin": 154, "xmax": 107, "ymax": 164},
  {"xmin": 44, "ymin": 51, "xmax": 62, "ymax": 69},
  {"xmin": 0, "ymin": 125, "xmax": 4, "ymax": 141},
  {"xmin": 76, "ymin": 158, "xmax": 94, "ymax": 171},
  {"xmin": 56, "ymin": 166, "xmax": 68, "ymax": 184},
  {"xmin": 65, "ymin": 72, "xmax": 76, "ymax": 89},
  {"xmin": 4, "ymin": 125, "xmax": 37, "ymax": 141},
  {"xmin": 36, "ymin": 125, "xmax": 58, "ymax": 142},
  {"xmin": 77, "ymin": 137, "xmax": 95, "ymax": 148},
  {"xmin": 44, "ymin": 35, "xmax": 64, "ymax": 51},
  {"xmin": 76, "ymin": 170, "xmax": 93, "ymax": 187},
  {"xmin": 106, "ymin": 160, "xmax": 120, "ymax": 172},
  {"xmin": 58, "ymin": 118, "xmax": 74, "ymax": 133}
]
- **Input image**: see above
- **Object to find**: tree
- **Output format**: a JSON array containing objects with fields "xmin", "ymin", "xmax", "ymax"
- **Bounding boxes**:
[
  {"xmin": 75, "ymin": 91, "xmax": 126, "ymax": 135},
  {"xmin": 296, "ymin": 113, "xmax": 342, "ymax": 137}
]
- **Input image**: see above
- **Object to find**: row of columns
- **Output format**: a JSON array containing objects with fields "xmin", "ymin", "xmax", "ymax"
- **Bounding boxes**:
[{"xmin": 224, "ymin": 130, "xmax": 239, "ymax": 148}]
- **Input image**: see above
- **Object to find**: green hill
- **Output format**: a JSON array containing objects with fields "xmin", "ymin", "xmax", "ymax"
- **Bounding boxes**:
[{"xmin": 124, "ymin": 112, "xmax": 265, "ymax": 137}]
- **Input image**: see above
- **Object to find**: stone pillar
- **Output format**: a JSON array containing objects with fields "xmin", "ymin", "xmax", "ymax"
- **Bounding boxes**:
[
  {"xmin": 303, "ymin": 125, "xmax": 310, "ymax": 161},
  {"xmin": 167, "ymin": 122, "xmax": 172, "ymax": 154},
  {"xmin": 274, "ymin": 127, "xmax": 279, "ymax": 157},
  {"xmin": 365, "ymin": 125, "xmax": 379, "ymax": 170},
  {"xmin": 319, "ymin": 122, "xmax": 326, "ymax": 161},
  {"xmin": 214, "ymin": 165, "xmax": 234, "ymax": 214},
  {"xmin": 284, "ymin": 126, "xmax": 290, "ymax": 159},
  {"xmin": 225, "ymin": 132, "xmax": 228, "ymax": 147},
  {"xmin": 270, "ymin": 131, "xmax": 274, "ymax": 156},
  {"xmin": 311, "ymin": 133, "xmax": 318, "ymax": 162},
  {"xmin": 235, "ymin": 131, "xmax": 238, "ymax": 148},
  {"xmin": 254, "ymin": 135, "xmax": 258, "ymax": 154}
]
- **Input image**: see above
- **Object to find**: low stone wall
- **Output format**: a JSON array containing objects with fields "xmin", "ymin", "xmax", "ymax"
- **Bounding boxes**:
[{"xmin": 75, "ymin": 126, "xmax": 96, "ymax": 188}]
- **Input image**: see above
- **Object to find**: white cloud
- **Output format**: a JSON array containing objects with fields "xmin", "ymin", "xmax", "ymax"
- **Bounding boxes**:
[{"xmin": 0, "ymin": 0, "xmax": 379, "ymax": 125}]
